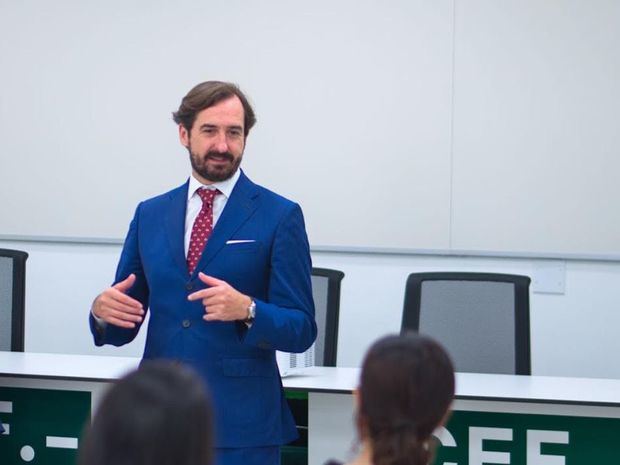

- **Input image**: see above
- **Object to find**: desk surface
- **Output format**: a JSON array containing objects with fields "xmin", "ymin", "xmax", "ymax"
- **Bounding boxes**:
[{"xmin": 3, "ymin": 351, "xmax": 620, "ymax": 407}]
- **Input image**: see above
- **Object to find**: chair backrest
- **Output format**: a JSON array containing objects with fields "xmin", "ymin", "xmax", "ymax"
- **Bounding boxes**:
[
  {"xmin": 401, "ymin": 272, "xmax": 531, "ymax": 375},
  {"xmin": 0, "ymin": 249, "xmax": 28, "ymax": 351},
  {"xmin": 311, "ymin": 267, "xmax": 345, "ymax": 367}
]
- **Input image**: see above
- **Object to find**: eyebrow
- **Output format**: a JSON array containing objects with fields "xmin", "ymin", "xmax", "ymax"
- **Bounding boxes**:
[{"xmin": 198, "ymin": 123, "xmax": 244, "ymax": 132}]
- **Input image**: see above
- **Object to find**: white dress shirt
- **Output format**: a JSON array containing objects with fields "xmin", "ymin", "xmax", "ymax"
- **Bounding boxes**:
[{"xmin": 184, "ymin": 169, "xmax": 240, "ymax": 257}]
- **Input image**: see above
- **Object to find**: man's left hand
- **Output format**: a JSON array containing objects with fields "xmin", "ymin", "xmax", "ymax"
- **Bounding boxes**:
[{"xmin": 188, "ymin": 273, "xmax": 252, "ymax": 322}]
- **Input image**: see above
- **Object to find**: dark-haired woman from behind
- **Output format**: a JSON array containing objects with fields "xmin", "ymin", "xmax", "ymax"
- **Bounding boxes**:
[
  {"xmin": 326, "ymin": 333, "xmax": 455, "ymax": 465},
  {"xmin": 78, "ymin": 360, "xmax": 214, "ymax": 465}
]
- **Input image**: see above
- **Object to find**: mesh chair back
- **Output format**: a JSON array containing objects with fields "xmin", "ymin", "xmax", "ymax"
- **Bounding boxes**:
[
  {"xmin": 311, "ymin": 268, "xmax": 344, "ymax": 367},
  {"xmin": 0, "ymin": 249, "xmax": 28, "ymax": 351},
  {"xmin": 401, "ymin": 272, "xmax": 531, "ymax": 375}
]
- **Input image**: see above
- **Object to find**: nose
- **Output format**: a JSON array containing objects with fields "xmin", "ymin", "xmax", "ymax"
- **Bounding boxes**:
[{"xmin": 214, "ymin": 132, "xmax": 229, "ymax": 153}]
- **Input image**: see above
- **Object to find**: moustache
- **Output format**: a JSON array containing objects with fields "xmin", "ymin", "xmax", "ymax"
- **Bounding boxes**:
[{"xmin": 205, "ymin": 151, "xmax": 235, "ymax": 162}]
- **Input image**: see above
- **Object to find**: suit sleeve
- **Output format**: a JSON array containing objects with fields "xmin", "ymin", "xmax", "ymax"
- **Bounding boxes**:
[
  {"xmin": 242, "ymin": 203, "xmax": 317, "ymax": 353},
  {"xmin": 89, "ymin": 203, "xmax": 150, "ymax": 347}
]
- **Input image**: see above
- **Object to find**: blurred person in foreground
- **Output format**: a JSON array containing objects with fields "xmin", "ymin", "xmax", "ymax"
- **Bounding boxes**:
[
  {"xmin": 79, "ymin": 361, "xmax": 214, "ymax": 465},
  {"xmin": 325, "ymin": 333, "xmax": 455, "ymax": 465}
]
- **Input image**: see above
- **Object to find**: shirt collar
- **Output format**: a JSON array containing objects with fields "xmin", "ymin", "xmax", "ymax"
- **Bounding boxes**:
[{"xmin": 187, "ymin": 168, "xmax": 241, "ymax": 202}]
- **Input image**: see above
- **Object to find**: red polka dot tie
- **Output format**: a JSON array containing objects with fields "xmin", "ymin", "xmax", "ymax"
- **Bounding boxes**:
[{"xmin": 187, "ymin": 188, "xmax": 220, "ymax": 274}]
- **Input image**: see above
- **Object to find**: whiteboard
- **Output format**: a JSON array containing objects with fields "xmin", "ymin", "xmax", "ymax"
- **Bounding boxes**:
[
  {"xmin": 0, "ymin": 0, "xmax": 453, "ymax": 250},
  {"xmin": 450, "ymin": 0, "xmax": 620, "ymax": 256},
  {"xmin": 1, "ymin": 1, "xmax": 619, "ymax": 257}
]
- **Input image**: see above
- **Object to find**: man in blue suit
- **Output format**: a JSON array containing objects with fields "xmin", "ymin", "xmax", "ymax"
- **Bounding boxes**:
[{"xmin": 90, "ymin": 81, "xmax": 317, "ymax": 465}]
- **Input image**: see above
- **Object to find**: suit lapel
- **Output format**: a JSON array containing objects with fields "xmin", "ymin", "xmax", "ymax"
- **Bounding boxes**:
[
  {"xmin": 165, "ymin": 180, "xmax": 190, "ymax": 277},
  {"xmin": 193, "ymin": 171, "xmax": 260, "ymax": 275}
]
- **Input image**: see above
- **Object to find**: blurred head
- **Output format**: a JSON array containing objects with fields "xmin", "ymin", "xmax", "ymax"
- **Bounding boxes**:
[
  {"xmin": 356, "ymin": 333, "xmax": 455, "ymax": 465},
  {"xmin": 173, "ymin": 81, "xmax": 256, "ymax": 183},
  {"xmin": 79, "ymin": 361, "xmax": 214, "ymax": 465}
]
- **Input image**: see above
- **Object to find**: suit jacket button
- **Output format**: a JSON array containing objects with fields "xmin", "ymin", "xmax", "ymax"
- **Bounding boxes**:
[
  {"xmin": 182, "ymin": 319, "xmax": 191, "ymax": 328},
  {"xmin": 185, "ymin": 283, "xmax": 193, "ymax": 291}
]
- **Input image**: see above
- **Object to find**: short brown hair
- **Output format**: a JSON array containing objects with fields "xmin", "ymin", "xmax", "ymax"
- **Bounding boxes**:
[{"xmin": 172, "ymin": 81, "xmax": 256, "ymax": 136}]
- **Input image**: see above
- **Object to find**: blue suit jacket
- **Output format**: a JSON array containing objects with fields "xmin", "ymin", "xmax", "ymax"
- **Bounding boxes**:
[{"xmin": 90, "ymin": 171, "xmax": 317, "ymax": 448}]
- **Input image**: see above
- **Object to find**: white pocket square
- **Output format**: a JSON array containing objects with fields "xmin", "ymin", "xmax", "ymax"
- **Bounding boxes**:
[{"xmin": 226, "ymin": 240, "xmax": 256, "ymax": 244}]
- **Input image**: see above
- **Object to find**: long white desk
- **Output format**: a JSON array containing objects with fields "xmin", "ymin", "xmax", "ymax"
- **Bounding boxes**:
[
  {"xmin": 2, "ymin": 352, "xmax": 620, "ymax": 464},
  {"xmin": 283, "ymin": 365, "xmax": 620, "ymax": 405}
]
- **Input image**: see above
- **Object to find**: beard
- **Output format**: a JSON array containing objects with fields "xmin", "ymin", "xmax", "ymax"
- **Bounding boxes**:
[{"xmin": 188, "ymin": 146, "xmax": 242, "ymax": 183}]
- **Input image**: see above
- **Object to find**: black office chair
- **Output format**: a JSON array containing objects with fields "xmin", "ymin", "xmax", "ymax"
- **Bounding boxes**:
[
  {"xmin": 401, "ymin": 272, "xmax": 531, "ymax": 375},
  {"xmin": 311, "ymin": 267, "xmax": 345, "ymax": 367},
  {"xmin": 0, "ymin": 249, "xmax": 28, "ymax": 351}
]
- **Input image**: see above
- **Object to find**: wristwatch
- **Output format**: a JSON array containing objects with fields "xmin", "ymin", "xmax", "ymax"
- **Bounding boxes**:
[{"xmin": 244, "ymin": 299, "xmax": 256, "ymax": 323}]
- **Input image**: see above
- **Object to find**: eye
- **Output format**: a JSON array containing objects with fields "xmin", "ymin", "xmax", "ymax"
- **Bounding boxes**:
[{"xmin": 228, "ymin": 128, "xmax": 243, "ymax": 138}]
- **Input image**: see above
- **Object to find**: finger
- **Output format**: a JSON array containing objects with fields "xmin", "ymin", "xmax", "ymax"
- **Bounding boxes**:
[
  {"xmin": 202, "ymin": 294, "xmax": 224, "ymax": 308},
  {"xmin": 203, "ymin": 312, "xmax": 224, "ymax": 322},
  {"xmin": 108, "ymin": 288, "xmax": 143, "ymax": 310},
  {"xmin": 198, "ymin": 273, "xmax": 226, "ymax": 286},
  {"xmin": 203, "ymin": 311, "xmax": 235, "ymax": 322},
  {"xmin": 105, "ymin": 298, "xmax": 144, "ymax": 316},
  {"xmin": 109, "ymin": 310, "xmax": 142, "ymax": 323},
  {"xmin": 106, "ymin": 316, "xmax": 137, "ymax": 329},
  {"xmin": 202, "ymin": 301, "xmax": 217, "ymax": 313},
  {"xmin": 113, "ymin": 273, "xmax": 136, "ymax": 293},
  {"xmin": 102, "ymin": 306, "xmax": 143, "ymax": 323},
  {"xmin": 188, "ymin": 287, "xmax": 219, "ymax": 302},
  {"xmin": 187, "ymin": 289, "xmax": 206, "ymax": 301}
]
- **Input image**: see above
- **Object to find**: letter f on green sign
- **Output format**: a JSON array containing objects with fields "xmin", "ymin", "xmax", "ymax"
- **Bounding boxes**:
[{"xmin": 527, "ymin": 430, "xmax": 569, "ymax": 465}]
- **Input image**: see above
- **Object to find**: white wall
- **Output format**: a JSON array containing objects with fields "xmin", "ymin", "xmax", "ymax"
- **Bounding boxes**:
[
  {"xmin": 3, "ymin": 238, "xmax": 620, "ymax": 379},
  {"xmin": 3, "ymin": 0, "xmax": 620, "ymax": 257}
]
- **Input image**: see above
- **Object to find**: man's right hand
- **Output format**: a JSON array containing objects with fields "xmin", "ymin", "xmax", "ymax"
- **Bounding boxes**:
[{"xmin": 92, "ymin": 274, "xmax": 144, "ymax": 329}]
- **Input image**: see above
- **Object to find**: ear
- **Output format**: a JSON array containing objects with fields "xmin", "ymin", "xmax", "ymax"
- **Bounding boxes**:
[{"xmin": 179, "ymin": 124, "xmax": 189, "ymax": 148}]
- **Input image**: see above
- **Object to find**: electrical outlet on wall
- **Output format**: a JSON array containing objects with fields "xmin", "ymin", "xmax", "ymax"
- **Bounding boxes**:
[{"xmin": 532, "ymin": 260, "xmax": 566, "ymax": 294}]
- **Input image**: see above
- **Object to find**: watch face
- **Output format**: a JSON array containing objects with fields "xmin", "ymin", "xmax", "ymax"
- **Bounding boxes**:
[{"xmin": 246, "ymin": 301, "xmax": 256, "ymax": 321}]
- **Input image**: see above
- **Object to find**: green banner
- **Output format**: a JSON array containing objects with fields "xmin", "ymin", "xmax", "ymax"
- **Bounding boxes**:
[
  {"xmin": 0, "ymin": 387, "xmax": 90, "ymax": 465},
  {"xmin": 435, "ymin": 410, "xmax": 620, "ymax": 465},
  {"xmin": 3, "ymin": 385, "xmax": 620, "ymax": 465}
]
